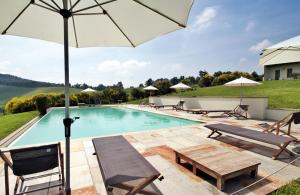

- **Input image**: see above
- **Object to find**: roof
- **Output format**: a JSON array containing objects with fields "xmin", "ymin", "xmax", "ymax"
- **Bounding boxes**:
[{"xmin": 260, "ymin": 35, "xmax": 300, "ymax": 66}]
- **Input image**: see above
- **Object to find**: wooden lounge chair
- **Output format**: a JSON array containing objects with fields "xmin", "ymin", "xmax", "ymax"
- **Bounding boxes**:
[
  {"xmin": 172, "ymin": 101, "xmax": 185, "ymax": 111},
  {"xmin": 92, "ymin": 136, "xmax": 163, "ymax": 195},
  {"xmin": 0, "ymin": 143, "xmax": 64, "ymax": 195},
  {"xmin": 204, "ymin": 123, "xmax": 296, "ymax": 160},
  {"xmin": 201, "ymin": 109, "xmax": 232, "ymax": 117},
  {"xmin": 257, "ymin": 112, "xmax": 300, "ymax": 140},
  {"xmin": 227, "ymin": 105, "xmax": 249, "ymax": 119}
]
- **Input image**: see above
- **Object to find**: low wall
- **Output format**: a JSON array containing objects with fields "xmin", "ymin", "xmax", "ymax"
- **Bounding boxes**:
[
  {"xmin": 149, "ymin": 96, "xmax": 268, "ymax": 119},
  {"xmin": 265, "ymin": 108, "xmax": 300, "ymax": 121}
]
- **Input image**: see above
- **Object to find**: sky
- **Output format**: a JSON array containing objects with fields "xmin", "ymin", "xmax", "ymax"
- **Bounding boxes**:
[{"xmin": 0, "ymin": 0, "xmax": 300, "ymax": 87}]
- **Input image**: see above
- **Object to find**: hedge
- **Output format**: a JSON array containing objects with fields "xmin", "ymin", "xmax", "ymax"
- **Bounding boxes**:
[{"xmin": 5, "ymin": 93, "xmax": 78, "ymax": 115}]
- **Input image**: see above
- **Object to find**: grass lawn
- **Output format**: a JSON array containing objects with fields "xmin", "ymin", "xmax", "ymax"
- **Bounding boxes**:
[
  {"xmin": 0, "ymin": 111, "xmax": 39, "ymax": 140},
  {"xmin": 170, "ymin": 80, "xmax": 300, "ymax": 109},
  {"xmin": 271, "ymin": 178, "xmax": 300, "ymax": 195}
]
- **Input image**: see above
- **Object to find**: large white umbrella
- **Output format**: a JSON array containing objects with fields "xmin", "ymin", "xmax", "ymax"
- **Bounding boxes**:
[
  {"xmin": 81, "ymin": 88, "xmax": 96, "ymax": 93},
  {"xmin": 144, "ymin": 85, "xmax": 158, "ymax": 103},
  {"xmin": 0, "ymin": 1, "xmax": 194, "ymax": 193},
  {"xmin": 224, "ymin": 77, "xmax": 261, "ymax": 104},
  {"xmin": 143, "ymin": 85, "xmax": 158, "ymax": 91},
  {"xmin": 81, "ymin": 88, "xmax": 96, "ymax": 105},
  {"xmin": 170, "ymin": 82, "xmax": 191, "ymax": 101},
  {"xmin": 260, "ymin": 35, "xmax": 300, "ymax": 66}
]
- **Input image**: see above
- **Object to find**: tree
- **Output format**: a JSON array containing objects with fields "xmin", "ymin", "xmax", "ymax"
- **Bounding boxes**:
[
  {"xmin": 199, "ymin": 74, "xmax": 214, "ymax": 87},
  {"xmin": 213, "ymin": 71, "xmax": 223, "ymax": 77},
  {"xmin": 199, "ymin": 70, "xmax": 208, "ymax": 78},
  {"xmin": 131, "ymin": 88, "xmax": 145, "ymax": 100},
  {"xmin": 251, "ymin": 71, "xmax": 263, "ymax": 81},
  {"xmin": 154, "ymin": 79, "xmax": 172, "ymax": 95},
  {"xmin": 145, "ymin": 78, "xmax": 153, "ymax": 86},
  {"xmin": 95, "ymin": 84, "xmax": 106, "ymax": 91},
  {"xmin": 34, "ymin": 94, "xmax": 51, "ymax": 115},
  {"xmin": 170, "ymin": 77, "xmax": 179, "ymax": 85},
  {"xmin": 116, "ymin": 81, "xmax": 124, "ymax": 89}
]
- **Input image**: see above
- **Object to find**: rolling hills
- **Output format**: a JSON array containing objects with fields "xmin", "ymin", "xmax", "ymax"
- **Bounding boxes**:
[{"xmin": 0, "ymin": 74, "xmax": 81, "ymax": 108}]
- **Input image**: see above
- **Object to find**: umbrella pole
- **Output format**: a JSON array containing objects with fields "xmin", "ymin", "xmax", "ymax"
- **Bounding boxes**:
[{"xmin": 62, "ymin": 1, "xmax": 72, "ymax": 194}]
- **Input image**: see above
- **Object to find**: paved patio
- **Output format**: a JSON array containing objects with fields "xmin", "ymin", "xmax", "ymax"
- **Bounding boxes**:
[{"xmin": 1, "ymin": 104, "xmax": 300, "ymax": 195}]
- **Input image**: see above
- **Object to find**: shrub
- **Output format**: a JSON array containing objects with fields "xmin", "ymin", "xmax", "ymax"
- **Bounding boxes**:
[
  {"xmin": 33, "ymin": 94, "xmax": 51, "ymax": 115},
  {"xmin": 5, "ymin": 97, "xmax": 35, "ymax": 113}
]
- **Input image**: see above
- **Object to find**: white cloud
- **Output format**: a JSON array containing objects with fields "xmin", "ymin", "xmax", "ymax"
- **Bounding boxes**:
[
  {"xmin": 239, "ymin": 58, "xmax": 247, "ymax": 63},
  {"xmin": 245, "ymin": 21, "xmax": 255, "ymax": 32},
  {"xmin": 191, "ymin": 6, "xmax": 218, "ymax": 32},
  {"xmin": 249, "ymin": 39, "xmax": 272, "ymax": 53},
  {"xmin": 0, "ymin": 60, "xmax": 12, "ymax": 73},
  {"xmin": 97, "ymin": 59, "xmax": 149, "ymax": 75}
]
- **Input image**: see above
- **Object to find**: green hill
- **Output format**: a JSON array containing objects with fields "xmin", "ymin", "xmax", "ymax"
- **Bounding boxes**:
[
  {"xmin": 0, "ymin": 73, "xmax": 83, "ymax": 108},
  {"xmin": 170, "ymin": 80, "xmax": 300, "ymax": 109},
  {"xmin": 0, "ymin": 85, "xmax": 81, "ymax": 107}
]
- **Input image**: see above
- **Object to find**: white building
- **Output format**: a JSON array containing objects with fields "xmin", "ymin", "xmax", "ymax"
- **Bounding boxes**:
[{"xmin": 260, "ymin": 35, "xmax": 300, "ymax": 80}]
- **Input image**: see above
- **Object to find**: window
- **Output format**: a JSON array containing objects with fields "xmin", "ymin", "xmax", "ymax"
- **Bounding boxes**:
[{"xmin": 287, "ymin": 68, "xmax": 293, "ymax": 78}]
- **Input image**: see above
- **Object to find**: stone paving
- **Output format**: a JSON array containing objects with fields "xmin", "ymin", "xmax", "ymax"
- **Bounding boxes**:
[{"xmin": 1, "ymin": 104, "xmax": 300, "ymax": 195}]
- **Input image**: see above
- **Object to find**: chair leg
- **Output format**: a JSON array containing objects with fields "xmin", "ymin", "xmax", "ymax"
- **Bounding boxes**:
[
  {"xmin": 126, "ymin": 175, "xmax": 158, "ymax": 195},
  {"xmin": 272, "ymin": 143, "xmax": 290, "ymax": 160},
  {"xmin": 4, "ymin": 163, "xmax": 9, "ymax": 195},
  {"xmin": 207, "ymin": 130, "xmax": 222, "ymax": 138}
]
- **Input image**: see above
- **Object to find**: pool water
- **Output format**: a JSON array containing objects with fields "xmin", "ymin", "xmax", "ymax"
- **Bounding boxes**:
[{"xmin": 12, "ymin": 107, "xmax": 198, "ymax": 147}]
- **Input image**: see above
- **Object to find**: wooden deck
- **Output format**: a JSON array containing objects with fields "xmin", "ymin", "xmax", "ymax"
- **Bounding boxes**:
[{"xmin": 174, "ymin": 144, "xmax": 261, "ymax": 190}]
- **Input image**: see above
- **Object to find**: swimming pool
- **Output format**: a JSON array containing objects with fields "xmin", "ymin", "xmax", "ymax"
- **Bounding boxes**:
[{"xmin": 12, "ymin": 107, "xmax": 198, "ymax": 147}]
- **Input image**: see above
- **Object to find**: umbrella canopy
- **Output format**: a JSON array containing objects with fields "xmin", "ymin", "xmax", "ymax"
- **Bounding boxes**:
[
  {"xmin": 81, "ymin": 88, "xmax": 96, "ymax": 93},
  {"xmin": 0, "ymin": 1, "xmax": 194, "ymax": 194},
  {"xmin": 0, "ymin": 0, "xmax": 193, "ymax": 47},
  {"xmin": 143, "ymin": 85, "xmax": 158, "ymax": 91},
  {"xmin": 170, "ymin": 82, "xmax": 191, "ymax": 101},
  {"xmin": 224, "ymin": 77, "xmax": 262, "ymax": 87},
  {"xmin": 260, "ymin": 35, "xmax": 300, "ymax": 66},
  {"xmin": 170, "ymin": 82, "xmax": 191, "ymax": 89},
  {"xmin": 225, "ymin": 77, "xmax": 261, "ymax": 104}
]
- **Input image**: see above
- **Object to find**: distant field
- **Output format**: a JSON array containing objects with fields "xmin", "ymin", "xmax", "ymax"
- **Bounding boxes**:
[
  {"xmin": 169, "ymin": 80, "xmax": 300, "ymax": 109},
  {"xmin": 0, "ymin": 85, "xmax": 81, "ymax": 107}
]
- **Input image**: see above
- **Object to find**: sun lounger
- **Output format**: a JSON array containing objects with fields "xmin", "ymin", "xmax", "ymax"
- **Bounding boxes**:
[
  {"xmin": 152, "ymin": 101, "xmax": 184, "ymax": 110},
  {"xmin": 172, "ymin": 101, "xmax": 185, "ymax": 111},
  {"xmin": 0, "ymin": 143, "xmax": 64, "ymax": 195},
  {"xmin": 204, "ymin": 123, "xmax": 296, "ymax": 160},
  {"xmin": 258, "ymin": 112, "xmax": 300, "ymax": 140},
  {"xmin": 227, "ymin": 105, "xmax": 249, "ymax": 119},
  {"xmin": 200, "ymin": 109, "xmax": 232, "ymax": 116},
  {"xmin": 92, "ymin": 135, "xmax": 163, "ymax": 195}
]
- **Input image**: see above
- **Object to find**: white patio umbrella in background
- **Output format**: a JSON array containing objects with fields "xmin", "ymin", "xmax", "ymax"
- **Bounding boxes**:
[
  {"xmin": 144, "ymin": 85, "xmax": 158, "ymax": 104},
  {"xmin": 81, "ymin": 88, "xmax": 96, "ymax": 105},
  {"xmin": 170, "ymin": 82, "xmax": 191, "ymax": 101},
  {"xmin": 224, "ymin": 77, "xmax": 262, "ymax": 104},
  {"xmin": 260, "ymin": 35, "xmax": 300, "ymax": 66},
  {"xmin": 0, "ymin": 0, "xmax": 194, "ymax": 194},
  {"xmin": 144, "ymin": 85, "xmax": 158, "ymax": 96}
]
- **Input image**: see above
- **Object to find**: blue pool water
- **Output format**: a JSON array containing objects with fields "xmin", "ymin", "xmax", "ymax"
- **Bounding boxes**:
[{"xmin": 12, "ymin": 107, "xmax": 198, "ymax": 147}]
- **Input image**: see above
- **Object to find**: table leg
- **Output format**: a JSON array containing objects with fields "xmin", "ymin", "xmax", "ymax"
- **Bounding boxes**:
[
  {"xmin": 250, "ymin": 168, "xmax": 258, "ymax": 178},
  {"xmin": 217, "ymin": 177, "xmax": 224, "ymax": 191}
]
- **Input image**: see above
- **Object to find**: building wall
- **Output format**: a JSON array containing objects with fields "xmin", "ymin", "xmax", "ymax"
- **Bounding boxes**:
[
  {"xmin": 264, "ymin": 62, "xmax": 300, "ymax": 80},
  {"xmin": 149, "ymin": 96, "xmax": 268, "ymax": 119}
]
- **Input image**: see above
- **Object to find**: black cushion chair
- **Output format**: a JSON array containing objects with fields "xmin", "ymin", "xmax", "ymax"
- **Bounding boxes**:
[{"xmin": 0, "ymin": 143, "xmax": 64, "ymax": 195}]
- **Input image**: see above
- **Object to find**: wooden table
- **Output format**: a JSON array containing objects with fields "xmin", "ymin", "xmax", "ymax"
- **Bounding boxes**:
[{"xmin": 174, "ymin": 144, "xmax": 261, "ymax": 191}]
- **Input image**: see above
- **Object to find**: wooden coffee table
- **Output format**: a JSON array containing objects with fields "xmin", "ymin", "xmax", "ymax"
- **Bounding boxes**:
[{"xmin": 174, "ymin": 144, "xmax": 261, "ymax": 191}]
